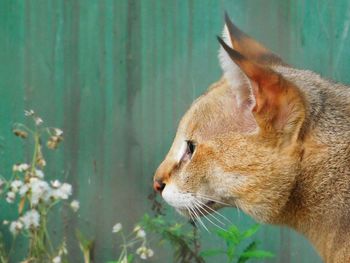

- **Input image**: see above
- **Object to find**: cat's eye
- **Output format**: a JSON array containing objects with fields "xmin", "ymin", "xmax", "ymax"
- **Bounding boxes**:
[
  {"xmin": 186, "ymin": 140, "xmax": 196, "ymax": 155},
  {"xmin": 181, "ymin": 140, "xmax": 196, "ymax": 162}
]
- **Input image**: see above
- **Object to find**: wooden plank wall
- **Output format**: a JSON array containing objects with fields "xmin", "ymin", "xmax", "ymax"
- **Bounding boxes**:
[{"xmin": 1, "ymin": 0, "xmax": 349, "ymax": 262}]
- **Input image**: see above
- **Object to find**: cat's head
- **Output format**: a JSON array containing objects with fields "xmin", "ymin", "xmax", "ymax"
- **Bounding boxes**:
[{"xmin": 153, "ymin": 15, "xmax": 306, "ymax": 223}]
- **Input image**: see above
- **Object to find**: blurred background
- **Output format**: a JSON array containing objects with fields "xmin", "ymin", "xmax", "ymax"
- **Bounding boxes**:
[{"xmin": 1, "ymin": 0, "xmax": 350, "ymax": 262}]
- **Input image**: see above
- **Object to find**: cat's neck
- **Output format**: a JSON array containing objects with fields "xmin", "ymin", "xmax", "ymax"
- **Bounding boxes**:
[{"xmin": 280, "ymin": 139, "xmax": 350, "ymax": 263}]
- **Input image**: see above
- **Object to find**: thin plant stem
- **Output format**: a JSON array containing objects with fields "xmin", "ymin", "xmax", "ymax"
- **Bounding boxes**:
[
  {"xmin": 7, "ymin": 235, "xmax": 17, "ymax": 261},
  {"xmin": 116, "ymin": 232, "xmax": 128, "ymax": 262},
  {"xmin": 83, "ymin": 250, "xmax": 90, "ymax": 263},
  {"xmin": 41, "ymin": 207, "xmax": 54, "ymax": 255},
  {"xmin": 30, "ymin": 133, "xmax": 39, "ymax": 174}
]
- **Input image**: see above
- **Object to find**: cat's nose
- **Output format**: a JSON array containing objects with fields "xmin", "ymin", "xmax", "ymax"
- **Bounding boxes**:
[{"xmin": 153, "ymin": 179, "xmax": 166, "ymax": 193}]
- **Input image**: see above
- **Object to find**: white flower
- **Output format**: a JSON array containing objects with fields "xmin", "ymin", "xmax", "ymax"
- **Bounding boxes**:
[
  {"xmin": 3, "ymin": 220, "xmax": 9, "ymax": 225},
  {"xmin": 136, "ymin": 229, "xmax": 146, "ymax": 239},
  {"xmin": 19, "ymin": 184, "xmax": 29, "ymax": 196},
  {"xmin": 37, "ymin": 158, "xmax": 46, "ymax": 167},
  {"xmin": 112, "ymin": 223, "xmax": 122, "ymax": 233},
  {"xmin": 24, "ymin": 109, "xmax": 34, "ymax": 116},
  {"xmin": 35, "ymin": 169, "xmax": 44, "ymax": 178},
  {"xmin": 7, "ymin": 192, "xmax": 16, "ymax": 198},
  {"xmin": 54, "ymin": 128, "xmax": 63, "ymax": 136},
  {"xmin": 51, "ymin": 180, "xmax": 61, "ymax": 188},
  {"xmin": 136, "ymin": 246, "xmax": 152, "ymax": 260},
  {"xmin": 30, "ymin": 177, "xmax": 38, "ymax": 183},
  {"xmin": 13, "ymin": 163, "xmax": 29, "ymax": 172},
  {"xmin": 52, "ymin": 183, "xmax": 72, "ymax": 200},
  {"xmin": 60, "ymin": 183, "xmax": 72, "ymax": 197},
  {"xmin": 20, "ymin": 209, "xmax": 40, "ymax": 229},
  {"xmin": 70, "ymin": 200, "xmax": 80, "ymax": 212},
  {"xmin": 146, "ymin": 248, "xmax": 154, "ymax": 257},
  {"xmin": 52, "ymin": 256, "xmax": 61, "ymax": 263},
  {"xmin": 9, "ymin": 221, "xmax": 23, "ymax": 235},
  {"xmin": 29, "ymin": 179, "xmax": 52, "ymax": 205},
  {"xmin": 20, "ymin": 163, "xmax": 30, "ymax": 171},
  {"xmin": 133, "ymin": 225, "xmax": 141, "ymax": 232},
  {"xmin": 134, "ymin": 225, "xmax": 146, "ymax": 238},
  {"xmin": 11, "ymin": 180, "xmax": 23, "ymax": 192},
  {"xmin": 34, "ymin": 117, "xmax": 43, "ymax": 126},
  {"xmin": 136, "ymin": 246, "xmax": 146, "ymax": 255},
  {"xmin": 6, "ymin": 191, "xmax": 16, "ymax": 203}
]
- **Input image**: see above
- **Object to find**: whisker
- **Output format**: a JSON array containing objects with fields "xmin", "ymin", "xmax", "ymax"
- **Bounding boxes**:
[
  {"xmin": 193, "ymin": 193, "xmax": 231, "ymax": 207},
  {"xmin": 194, "ymin": 200, "xmax": 226, "ymax": 226},
  {"xmin": 186, "ymin": 206, "xmax": 198, "ymax": 228},
  {"xmin": 180, "ymin": 191, "xmax": 231, "ymax": 207},
  {"xmin": 189, "ymin": 206, "xmax": 206, "ymax": 231},
  {"xmin": 188, "ymin": 206, "xmax": 200, "ymax": 225},
  {"xmin": 194, "ymin": 199, "xmax": 230, "ymax": 225},
  {"xmin": 193, "ymin": 203, "xmax": 227, "ymax": 232},
  {"xmin": 189, "ymin": 206, "xmax": 210, "ymax": 232},
  {"xmin": 183, "ymin": 191, "xmax": 241, "ymax": 226},
  {"xmin": 236, "ymin": 204, "xmax": 242, "ymax": 220}
]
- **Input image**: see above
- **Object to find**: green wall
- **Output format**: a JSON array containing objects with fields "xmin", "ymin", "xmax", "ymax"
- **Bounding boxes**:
[{"xmin": 1, "ymin": 0, "xmax": 349, "ymax": 262}]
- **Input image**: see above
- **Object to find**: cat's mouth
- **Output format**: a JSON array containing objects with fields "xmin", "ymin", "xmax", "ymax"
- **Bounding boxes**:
[
  {"xmin": 206, "ymin": 200, "xmax": 216, "ymax": 206},
  {"xmin": 161, "ymin": 184, "xmax": 230, "ymax": 220}
]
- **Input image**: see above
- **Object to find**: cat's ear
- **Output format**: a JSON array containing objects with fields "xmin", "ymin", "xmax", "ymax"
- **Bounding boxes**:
[
  {"xmin": 223, "ymin": 13, "xmax": 285, "ymax": 66},
  {"xmin": 218, "ymin": 15, "xmax": 285, "ymax": 108},
  {"xmin": 218, "ymin": 37, "xmax": 305, "ymax": 144}
]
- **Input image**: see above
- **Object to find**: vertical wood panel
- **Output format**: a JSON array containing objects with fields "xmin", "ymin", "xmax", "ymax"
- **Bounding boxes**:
[{"xmin": 2, "ymin": 0, "xmax": 350, "ymax": 262}]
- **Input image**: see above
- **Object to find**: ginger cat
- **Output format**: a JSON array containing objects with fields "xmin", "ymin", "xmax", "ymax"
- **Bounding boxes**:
[{"xmin": 153, "ymin": 14, "xmax": 350, "ymax": 263}]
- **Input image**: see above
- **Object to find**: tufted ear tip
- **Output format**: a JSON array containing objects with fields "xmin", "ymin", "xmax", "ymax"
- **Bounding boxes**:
[
  {"xmin": 217, "ymin": 36, "xmax": 245, "ymax": 63},
  {"xmin": 220, "ymin": 14, "xmax": 286, "ymax": 66}
]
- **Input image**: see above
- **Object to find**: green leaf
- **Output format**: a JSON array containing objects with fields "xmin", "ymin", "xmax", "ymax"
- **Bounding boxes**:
[
  {"xmin": 241, "ymin": 224, "xmax": 260, "ymax": 239},
  {"xmin": 242, "ymin": 241, "xmax": 257, "ymax": 254},
  {"xmin": 228, "ymin": 225, "xmax": 240, "ymax": 236},
  {"xmin": 216, "ymin": 229, "xmax": 230, "ymax": 239},
  {"xmin": 127, "ymin": 254, "xmax": 134, "ymax": 262},
  {"xmin": 217, "ymin": 228, "xmax": 240, "ymax": 246},
  {"xmin": 200, "ymin": 248, "xmax": 224, "ymax": 257},
  {"xmin": 239, "ymin": 249, "xmax": 275, "ymax": 260}
]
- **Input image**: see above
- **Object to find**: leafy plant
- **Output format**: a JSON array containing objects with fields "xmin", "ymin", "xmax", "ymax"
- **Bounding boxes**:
[
  {"xmin": 107, "ymin": 193, "xmax": 204, "ymax": 263},
  {"xmin": 108, "ymin": 222, "xmax": 153, "ymax": 263},
  {"xmin": 140, "ymin": 214, "xmax": 205, "ymax": 263},
  {"xmin": 200, "ymin": 224, "xmax": 274, "ymax": 263},
  {"xmin": 109, "ymin": 213, "xmax": 274, "ymax": 263}
]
